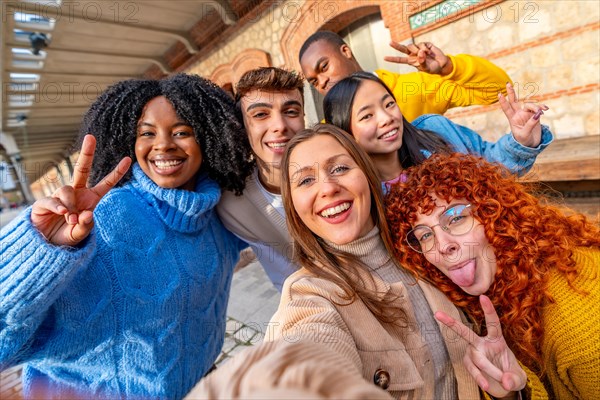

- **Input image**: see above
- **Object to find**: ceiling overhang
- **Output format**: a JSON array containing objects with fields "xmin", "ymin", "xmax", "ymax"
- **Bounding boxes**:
[{"xmin": 1, "ymin": 0, "xmax": 263, "ymax": 184}]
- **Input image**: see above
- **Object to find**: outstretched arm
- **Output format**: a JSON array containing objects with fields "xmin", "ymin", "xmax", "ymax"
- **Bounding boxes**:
[
  {"xmin": 435, "ymin": 295, "xmax": 526, "ymax": 399},
  {"xmin": 414, "ymin": 111, "xmax": 553, "ymax": 175},
  {"xmin": 31, "ymin": 134, "xmax": 131, "ymax": 246},
  {"xmin": 0, "ymin": 135, "xmax": 130, "ymax": 367},
  {"xmin": 384, "ymin": 41, "xmax": 513, "ymax": 109},
  {"xmin": 185, "ymin": 339, "xmax": 392, "ymax": 399}
]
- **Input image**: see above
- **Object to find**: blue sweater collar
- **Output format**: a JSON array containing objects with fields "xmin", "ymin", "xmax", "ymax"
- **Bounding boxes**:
[{"xmin": 130, "ymin": 163, "xmax": 221, "ymax": 233}]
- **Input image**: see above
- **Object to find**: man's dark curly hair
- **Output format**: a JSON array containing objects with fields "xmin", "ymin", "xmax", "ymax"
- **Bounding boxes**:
[{"xmin": 79, "ymin": 73, "xmax": 253, "ymax": 195}]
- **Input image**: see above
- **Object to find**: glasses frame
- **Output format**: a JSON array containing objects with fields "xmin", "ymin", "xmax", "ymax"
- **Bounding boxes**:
[{"xmin": 406, "ymin": 204, "xmax": 475, "ymax": 253}]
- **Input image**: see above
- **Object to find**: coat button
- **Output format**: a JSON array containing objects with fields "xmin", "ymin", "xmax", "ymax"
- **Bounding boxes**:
[{"xmin": 373, "ymin": 369, "xmax": 390, "ymax": 389}]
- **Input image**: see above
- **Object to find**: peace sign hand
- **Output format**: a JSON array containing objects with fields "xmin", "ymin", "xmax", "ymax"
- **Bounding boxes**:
[
  {"xmin": 31, "ymin": 134, "xmax": 132, "ymax": 246},
  {"xmin": 384, "ymin": 41, "xmax": 452, "ymax": 75},
  {"xmin": 435, "ymin": 295, "xmax": 526, "ymax": 399},
  {"xmin": 499, "ymin": 82, "xmax": 549, "ymax": 148}
]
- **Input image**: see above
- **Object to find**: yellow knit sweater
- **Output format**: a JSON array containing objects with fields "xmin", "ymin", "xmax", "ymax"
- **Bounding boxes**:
[
  {"xmin": 376, "ymin": 54, "xmax": 512, "ymax": 122},
  {"xmin": 541, "ymin": 247, "xmax": 600, "ymax": 399}
]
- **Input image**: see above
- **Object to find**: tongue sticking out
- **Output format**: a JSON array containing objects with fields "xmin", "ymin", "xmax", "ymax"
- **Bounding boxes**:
[{"xmin": 447, "ymin": 260, "xmax": 476, "ymax": 288}]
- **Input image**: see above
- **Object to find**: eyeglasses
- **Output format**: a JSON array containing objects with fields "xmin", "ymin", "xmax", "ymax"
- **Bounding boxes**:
[{"xmin": 406, "ymin": 204, "xmax": 474, "ymax": 253}]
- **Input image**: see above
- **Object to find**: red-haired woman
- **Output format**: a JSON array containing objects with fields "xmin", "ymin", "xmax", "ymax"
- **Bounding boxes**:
[{"xmin": 386, "ymin": 153, "xmax": 600, "ymax": 400}]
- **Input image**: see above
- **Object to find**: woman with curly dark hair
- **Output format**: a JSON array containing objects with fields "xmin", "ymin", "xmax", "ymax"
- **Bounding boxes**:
[
  {"xmin": 81, "ymin": 73, "xmax": 252, "ymax": 194},
  {"xmin": 0, "ymin": 73, "xmax": 253, "ymax": 399},
  {"xmin": 385, "ymin": 152, "xmax": 600, "ymax": 399}
]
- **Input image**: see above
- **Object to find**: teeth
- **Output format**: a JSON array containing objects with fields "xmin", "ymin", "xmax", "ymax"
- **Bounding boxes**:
[
  {"xmin": 267, "ymin": 142, "xmax": 287, "ymax": 149},
  {"xmin": 154, "ymin": 160, "xmax": 183, "ymax": 169},
  {"xmin": 320, "ymin": 202, "xmax": 350, "ymax": 218},
  {"xmin": 380, "ymin": 129, "xmax": 397, "ymax": 139}
]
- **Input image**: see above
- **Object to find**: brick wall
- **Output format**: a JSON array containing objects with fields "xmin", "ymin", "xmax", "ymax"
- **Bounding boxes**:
[
  {"xmin": 422, "ymin": 0, "xmax": 599, "ymax": 139},
  {"xmin": 182, "ymin": 0, "xmax": 599, "ymax": 140}
]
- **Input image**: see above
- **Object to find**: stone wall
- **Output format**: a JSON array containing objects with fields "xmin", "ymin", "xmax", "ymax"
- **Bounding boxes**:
[
  {"xmin": 186, "ymin": 1, "xmax": 299, "ymax": 78},
  {"xmin": 418, "ymin": 0, "xmax": 599, "ymax": 140},
  {"xmin": 184, "ymin": 0, "xmax": 599, "ymax": 141}
]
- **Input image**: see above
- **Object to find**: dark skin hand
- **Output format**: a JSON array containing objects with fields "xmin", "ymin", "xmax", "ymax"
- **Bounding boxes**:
[
  {"xmin": 31, "ymin": 134, "xmax": 131, "ymax": 246},
  {"xmin": 384, "ymin": 41, "xmax": 453, "ymax": 75}
]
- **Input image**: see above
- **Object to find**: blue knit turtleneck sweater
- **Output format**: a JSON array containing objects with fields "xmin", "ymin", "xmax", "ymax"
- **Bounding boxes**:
[{"xmin": 0, "ymin": 164, "xmax": 244, "ymax": 399}]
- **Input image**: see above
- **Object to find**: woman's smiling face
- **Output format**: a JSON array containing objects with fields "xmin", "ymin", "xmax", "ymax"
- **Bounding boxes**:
[
  {"xmin": 349, "ymin": 79, "xmax": 404, "ymax": 156},
  {"xmin": 135, "ymin": 96, "xmax": 202, "ymax": 190},
  {"xmin": 288, "ymin": 134, "xmax": 374, "ymax": 245}
]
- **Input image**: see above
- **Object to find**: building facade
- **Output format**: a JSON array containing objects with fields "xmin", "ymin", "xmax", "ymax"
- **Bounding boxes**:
[{"xmin": 179, "ymin": 0, "xmax": 599, "ymax": 140}]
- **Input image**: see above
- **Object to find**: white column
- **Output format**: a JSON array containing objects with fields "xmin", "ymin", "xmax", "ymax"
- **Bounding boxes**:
[{"xmin": 0, "ymin": 132, "xmax": 35, "ymax": 204}]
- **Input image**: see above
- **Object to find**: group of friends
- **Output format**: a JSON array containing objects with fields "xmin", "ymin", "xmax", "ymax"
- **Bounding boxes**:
[{"xmin": 0, "ymin": 31, "xmax": 597, "ymax": 400}]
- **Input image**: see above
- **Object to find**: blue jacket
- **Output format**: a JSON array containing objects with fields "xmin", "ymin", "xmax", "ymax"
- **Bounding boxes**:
[
  {"xmin": 0, "ymin": 164, "xmax": 244, "ymax": 399},
  {"xmin": 414, "ymin": 114, "xmax": 553, "ymax": 173}
]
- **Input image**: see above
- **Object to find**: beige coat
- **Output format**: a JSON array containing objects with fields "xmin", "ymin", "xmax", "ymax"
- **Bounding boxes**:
[
  {"xmin": 186, "ymin": 339, "xmax": 393, "ymax": 399},
  {"xmin": 186, "ymin": 265, "xmax": 483, "ymax": 399},
  {"xmin": 264, "ymin": 267, "xmax": 482, "ymax": 399}
]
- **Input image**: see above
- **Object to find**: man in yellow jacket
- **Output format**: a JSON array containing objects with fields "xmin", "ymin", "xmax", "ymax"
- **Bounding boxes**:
[{"xmin": 299, "ymin": 31, "xmax": 512, "ymax": 122}]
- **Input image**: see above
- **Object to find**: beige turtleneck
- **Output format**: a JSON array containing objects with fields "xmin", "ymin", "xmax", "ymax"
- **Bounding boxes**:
[{"xmin": 328, "ymin": 226, "xmax": 458, "ymax": 399}]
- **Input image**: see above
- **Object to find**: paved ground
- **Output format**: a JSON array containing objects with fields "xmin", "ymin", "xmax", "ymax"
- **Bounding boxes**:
[
  {"xmin": 217, "ymin": 257, "xmax": 281, "ymax": 366},
  {"xmin": 0, "ymin": 208, "xmax": 25, "ymax": 229}
]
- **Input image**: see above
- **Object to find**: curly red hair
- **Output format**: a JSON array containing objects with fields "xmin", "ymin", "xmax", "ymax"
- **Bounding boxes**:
[{"xmin": 385, "ymin": 153, "xmax": 600, "ymax": 374}]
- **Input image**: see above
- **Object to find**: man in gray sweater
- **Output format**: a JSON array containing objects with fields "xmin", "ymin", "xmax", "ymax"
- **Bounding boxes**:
[{"xmin": 217, "ymin": 67, "xmax": 305, "ymax": 291}]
